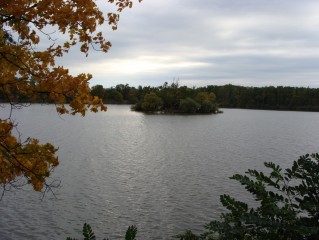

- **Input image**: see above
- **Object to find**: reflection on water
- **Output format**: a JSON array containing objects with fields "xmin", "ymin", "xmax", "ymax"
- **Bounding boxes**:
[{"xmin": 0, "ymin": 105, "xmax": 319, "ymax": 239}]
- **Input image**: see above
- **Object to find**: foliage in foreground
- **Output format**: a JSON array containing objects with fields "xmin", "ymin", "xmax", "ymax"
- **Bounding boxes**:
[
  {"xmin": 67, "ymin": 223, "xmax": 137, "ymax": 240},
  {"xmin": 71, "ymin": 153, "xmax": 319, "ymax": 239},
  {"xmin": 0, "ymin": 0, "xmax": 141, "ymax": 195},
  {"xmin": 178, "ymin": 153, "xmax": 319, "ymax": 240}
]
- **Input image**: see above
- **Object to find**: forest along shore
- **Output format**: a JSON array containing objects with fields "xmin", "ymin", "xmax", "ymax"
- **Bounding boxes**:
[{"xmin": 90, "ymin": 83, "xmax": 319, "ymax": 112}]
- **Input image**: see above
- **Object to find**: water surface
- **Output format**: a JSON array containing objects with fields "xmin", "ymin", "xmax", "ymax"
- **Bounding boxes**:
[{"xmin": 0, "ymin": 105, "xmax": 318, "ymax": 239}]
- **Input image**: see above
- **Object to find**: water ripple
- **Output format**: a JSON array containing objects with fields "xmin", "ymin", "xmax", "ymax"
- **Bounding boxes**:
[{"xmin": 0, "ymin": 105, "xmax": 319, "ymax": 239}]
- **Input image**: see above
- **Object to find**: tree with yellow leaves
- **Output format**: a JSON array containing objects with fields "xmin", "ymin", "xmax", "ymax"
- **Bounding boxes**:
[{"xmin": 0, "ymin": 0, "xmax": 141, "ymax": 196}]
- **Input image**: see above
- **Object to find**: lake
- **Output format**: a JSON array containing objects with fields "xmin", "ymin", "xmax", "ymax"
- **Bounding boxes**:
[{"xmin": 0, "ymin": 105, "xmax": 318, "ymax": 239}]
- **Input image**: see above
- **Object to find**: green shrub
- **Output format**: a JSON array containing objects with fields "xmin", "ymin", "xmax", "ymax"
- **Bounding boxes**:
[
  {"xmin": 179, "ymin": 98, "xmax": 200, "ymax": 113},
  {"xmin": 178, "ymin": 153, "xmax": 319, "ymax": 240},
  {"xmin": 141, "ymin": 92, "xmax": 163, "ymax": 111},
  {"xmin": 67, "ymin": 224, "xmax": 137, "ymax": 240},
  {"xmin": 198, "ymin": 100, "xmax": 216, "ymax": 113}
]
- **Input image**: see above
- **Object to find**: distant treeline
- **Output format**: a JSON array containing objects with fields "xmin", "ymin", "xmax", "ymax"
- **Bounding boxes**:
[
  {"xmin": 2, "ymin": 82, "xmax": 318, "ymax": 112},
  {"xmin": 91, "ymin": 83, "xmax": 319, "ymax": 112},
  {"xmin": 208, "ymin": 84, "xmax": 319, "ymax": 111}
]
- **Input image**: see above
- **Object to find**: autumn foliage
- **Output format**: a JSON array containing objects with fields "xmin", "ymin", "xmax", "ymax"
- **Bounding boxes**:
[{"xmin": 0, "ymin": 0, "xmax": 141, "ymax": 194}]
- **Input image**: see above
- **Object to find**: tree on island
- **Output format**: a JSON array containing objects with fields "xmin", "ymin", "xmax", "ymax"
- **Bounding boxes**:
[
  {"xmin": 179, "ymin": 98, "xmax": 200, "ymax": 113},
  {"xmin": 0, "ymin": 0, "xmax": 141, "ymax": 196},
  {"xmin": 139, "ymin": 92, "xmax": 163, "ymax": 112}
]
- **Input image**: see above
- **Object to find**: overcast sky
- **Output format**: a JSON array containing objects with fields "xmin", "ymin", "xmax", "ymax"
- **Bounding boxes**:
[{"xmin": 57, "ymin": 0, "xmax": 319, "ymax": 88}]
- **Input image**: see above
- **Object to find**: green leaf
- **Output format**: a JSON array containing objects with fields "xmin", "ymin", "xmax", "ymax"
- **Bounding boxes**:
[
  {"xmin": 125, "ymin": 225, "xmax": 137, "ymax": 240},
  {"xmin": 83, "ymin": 223, "xmax": 96, "ymax": 240}
]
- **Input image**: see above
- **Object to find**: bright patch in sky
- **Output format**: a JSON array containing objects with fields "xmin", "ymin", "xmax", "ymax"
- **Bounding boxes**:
[{"xmin": 98, "ymin": 57, "xmax": 209, "ymax": 75}]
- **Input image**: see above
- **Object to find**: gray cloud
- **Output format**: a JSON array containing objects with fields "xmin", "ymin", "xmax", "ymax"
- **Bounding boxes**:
[{"xmin": 55, "ymin": 0, "xmax": 319, "ymax": 88}]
